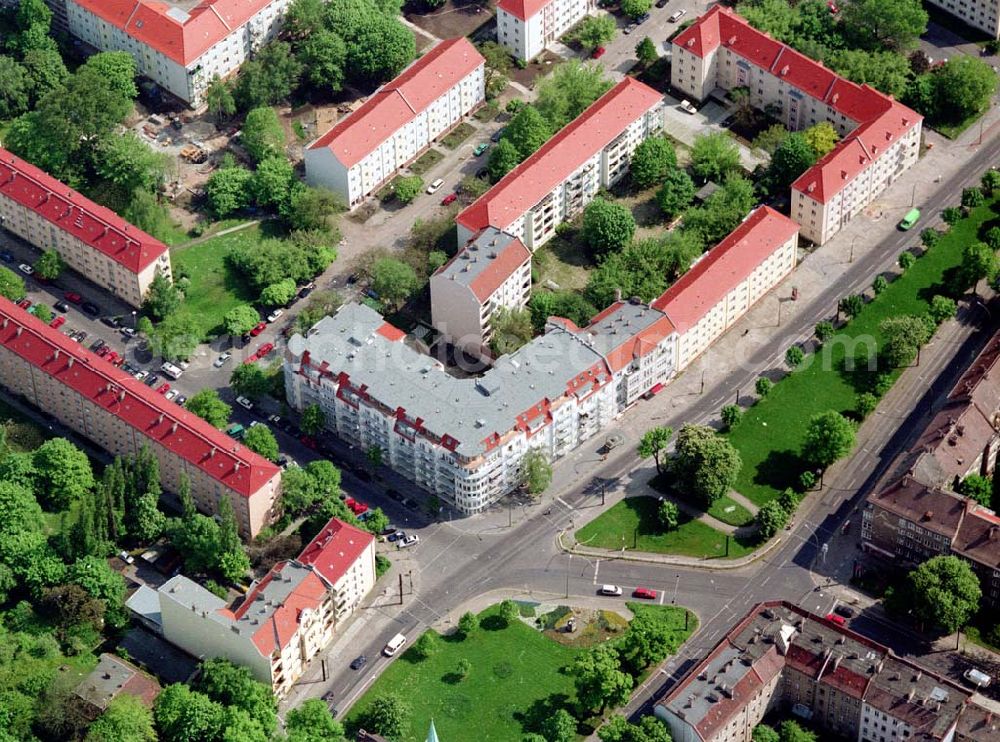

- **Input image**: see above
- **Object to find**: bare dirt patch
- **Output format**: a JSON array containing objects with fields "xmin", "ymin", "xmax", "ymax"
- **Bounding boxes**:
[{"xmin": 405, "ymin": 0, "xmax": 496, "ymax": 40}]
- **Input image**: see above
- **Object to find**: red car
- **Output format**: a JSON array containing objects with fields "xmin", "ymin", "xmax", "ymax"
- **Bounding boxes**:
[
  {"xmin": 95, "ymin": 345, "xmax": 111, "ymax": 358},
  {"xmin": 592, "ymin": 46, "xmax": 606, "ymax": 59},
  {"xmin": 352, "ymin": 502, "xmax": 369, "ymax": 516},
  {"xmin": 256, "ymin": 342, "xmax": 274, "ymax": 357},
  {"xmin": 105, "ymin": 351, "xmax": 120, "ymax": 365},
  {"xmin": 156, "ymin": 382, "xmax": 171, "ymax": 394},
  {"xmin": 441, "ymin": 193, "xmax": 457, "ymax": 206},
  {"xmin": 49, "ymin": 316, "xmax": 65, "ymax": 329},
  {"xmin": 64, "ymin": 291, "xmax": 82, "ymax": 304},
  {"xmin": 632, "ymin": 587, "xmax": 657, "ymax": 600},
  {"xmin": 16, "ymin": 298, "xmax": 31, "ymax": 309},
  {"xmin": 250, "ymin": 322, "xmax": 267, "ymax": 337},
  {"xmin": 300, "ymin": 435, "xmax": 318, "ymax": 450},
  {"xmin": 825, "ymin": 613, "xmax": 846, "ymax": 626},
  {"xmin": 345, "ymin": 497, "xmax": 357, "ymax": 509}
]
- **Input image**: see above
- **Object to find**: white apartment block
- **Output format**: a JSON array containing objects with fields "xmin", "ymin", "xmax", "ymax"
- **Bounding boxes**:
[
  {"xmin": 430, "ymin": 228, "xmax": 532, "ymax": 356},
  {"xmin": 138, "ymin": 518, "xmax": 374, "ymax": 697},
  {"xmin": 0, "ymin": 148, "xmax": 171, "ymax": 309},
  {"xmin": 305, "ymin": 38, "xmax": 485, "ymax": 208},
  {"xmin": 65, "ymin": 0, "xmax": 291, "ymax": 106},
  {"xmin": 672, "ymin": 7, "xmax": 922, "ymax": 245},
  {"xmin": 456, "ymin": 78, "xmax": 664, "ymax": 250},
  {"xmin": 284, "ymin": 300, "xmax": 675, "ymax": 513},
  {"xmin": 653, "ymin": 207, "xmax": 799, "ymax": 371},
  {"xmin": 926, "ymin": 0, "xmax": 1000, "ymax": 38},
  {"xmin": 496, "ymin": 0, "xmax": 594, "ymax": 61},
  {"xmin": 0, "ymin": 299, "xmax": 281, "ymax": 537}
]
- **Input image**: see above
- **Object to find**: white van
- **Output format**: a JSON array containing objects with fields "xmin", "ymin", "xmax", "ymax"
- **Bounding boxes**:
[
  {"xmin": 964, "ymin": 668, "xmax": 991, "ymax": 688},
  {"xmin": 383, "ymin": 633, "xmax": 407, "ymax": 657},
  {"xmin": 160, "ymin": 362, "xmax": 183, "ymax": 380}
]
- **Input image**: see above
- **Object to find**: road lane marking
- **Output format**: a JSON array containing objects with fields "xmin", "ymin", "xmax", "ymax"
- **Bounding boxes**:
[{"xmin": 593, "ymin": 559, "xmax": 600, "ymax": 584}]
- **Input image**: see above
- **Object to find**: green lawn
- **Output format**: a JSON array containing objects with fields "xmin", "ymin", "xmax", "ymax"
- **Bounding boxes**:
[
  {"xmin": 410, "ymin": 148, "xmax": 444, "ymax": 176},
  {"xmin": 935, "ymin": 111, "xmax": 986, "ymax": 141},
  {"xmin": 344, "ymin": 605, "xmax": 579, "ymax": 741},
  {"xmin": 474, "ymin": 101, "xmax": 500, "ymax": 122},
  {"xmin": 575, "ymin": 497, "xmax": 759, "ymax": 559},
  {"xmin": 707, "ymin": 495, "xmax": 755, "ymax": 527},
  {"xmin": 728, "ymin": 196, "xmax": 999, "ymax": 506},
  {"xmin": 440, "ymin": 122, "xmax": 475, "ymax": 150},
  {"xmin": 171, "ymin": 225, "xmax": 258, "ymax": 338},
  {"xmin": 533, "ymin": 235, "xmax": 594, "ymax": 292}
]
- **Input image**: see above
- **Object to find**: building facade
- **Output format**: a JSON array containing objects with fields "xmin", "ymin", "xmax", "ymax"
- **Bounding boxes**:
[
  {"xmin": 305, "ymin": 38, "xmax": 485, "ymax": 208},
  {"xmin": 655, "ymin": 601, "xmax": 995, "ymax": 742},
  {"xmin": 430, "ymin": 228, "xmax": 532, "ymax": 356},
  {"xmin": 143, "ymin": 518, "xmax": 374, "ymax": 696},
  {"xmin": 496, "ymin": 0, "xmax": 594, "ymax": 61},
  {"xmin": 65, "ymin": 0, "xmax": 291, "ymax": 106},
  {"xmin": 925, "ymin": 0, "xmax": 1000, "ymax": 38},
  {"xmin": 0, "ymin": 148, "xmax": 171, "ymax": 308},
  {"xmin": 0, "ymin": 298, "xmax": 281, "ymax": 537},
  {"xmin": 456, "ymin": 78, "xmax": 665, "ymax": 250},
  {"xmin": 671, "ymin": 7, "xmax": 922, "ymax": 245}
]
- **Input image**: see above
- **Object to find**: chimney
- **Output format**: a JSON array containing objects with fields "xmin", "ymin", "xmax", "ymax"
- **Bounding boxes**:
[{"xmin": 614, "ymin": 288, "xmax": 622, "ymax": 302}]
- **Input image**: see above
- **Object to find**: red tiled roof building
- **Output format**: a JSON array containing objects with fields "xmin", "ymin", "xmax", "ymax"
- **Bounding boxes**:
[{"xmin": 495, "ymin": 0, "xmax": 593, "ymax": 61}]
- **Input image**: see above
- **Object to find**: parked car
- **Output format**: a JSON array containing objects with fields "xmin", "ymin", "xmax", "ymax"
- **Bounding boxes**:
[
  {"xmin": 668, "ymin": 8, "xmax": 687, "ymax": 21},
  {"xmin": 441, "ymin": 193, "xmax": 457, "ymax": 206},
  {"xmin": 64, "ymin": 291, "xmax": 82, "ymax": 304},
  {"xmin": 156, "ymin": 383, "xmax": 171, "ymax": 395},
  {"xmin": 490, "ymin": 127, "xmax": 506, "ymax": 143},
  {"xmin": 144, "ymin": 374, "xmax": 159, "ymax": 387},
  {"xmin": 397, "ymin": 534, "xmax": 419, "ymax": 549},
  {"xmin": 636, "ymin": 12, "xmax": 650, "ymax": 23},
  {"xmin": 120, "ymin": 327, "xmax": 136, "ymax": 338},
  {"xmin": 0, "ymin": 251, "xmax": 12, "ymax": 262},
  {"xmin": 134, "ymin": 370, "xmax": 148, "ymax": 382},
  {"xmin": 250, "ymin": 321, "xmax": 267, "ymax": 336},
  {"xmin": 18, "ymin": 263, "xmax": 33, "ymax": 275},
  {"xmin": 164, "ymin": 389, "xmax": 178, "ymax": 402},
  {"xmin": 599, "ymin": 585, "xmax": 623, "ymax": 596},
  {"xmin": 101, "ymin": 315, "xmax": 122, "ymax": 328},
  {"xmin": 426, "ymin": 178, "xmax": 444, "ymax": 195},
  {"xmin": 350, "ymin": 655, "xmax": 368, "ymax": 671},
  {"xmin": 175, "ymin": 395, "xmax": 187, "ymax": 406},
  {"xmin": 679, "ymin": 100, "xmax": 698, "ymax": 114},
  {"xmin": 655, "ymin": 0, "xmax": 668, "ymax": 7},
  {"xmin": 632, "ymin": 587, "xmax": 657, "ymax": 600},
  {"xmin": 387, "ymin": 530, "xmax": 405, "ymax": 542},
  {"xmin": 591, "ymin": 46, "xmax": 606, "ymax": 59},
  {"xmin": 267, "ymin": 414, "xmax": 282, "ymax": 427},
  {"xmin": 298, "ymin": 283, "xmax": 314, "ymax": 299},
  {"xmin": 81, "ymin": 302, "xmax": 100, "ymax": 316},
  {"xmin": 54, "ymin": 301, "xmax": 69, "ymax": 313},
  {"xmin": 256, "ymin": 342, "xmax": 274, "ymax": 358},
  {"xmin": 49, "ymin": 316, "xmax": 66, "ymax": 329},
  {"xmin": 833, "ymin": 604, "xmax": 855, "ymax": 619},
  {"xmin": 90, "ymin": 338, "xmax": 106, "ymax": 352},
  {"xmin": 266, "ymin": 309, "xmax": 283, "ymax": 323},
  {"xmin": 964, "ymin": 668, "xmax": 991, "ymax": 688},
  {"xmin": 624, "ymin": 22, "xmax": 637, "ymax": 34},
  {"xmin": 213, "ymin": 353, "xmax": 232, "ymax": 368},
  {"xmin": 16, "ymin": 298, "xmax": 31, "ymax": 309},
  {"xmin": 473, "ymin": 142, "xmax": 489, "ymax": 156},
  {"xmin": 236, "ymin": 396, "xmax": 254, "ymax": 410},
  {"xmin": 825, "ymin": 613, "xmax": 846, "ymax": 626}
]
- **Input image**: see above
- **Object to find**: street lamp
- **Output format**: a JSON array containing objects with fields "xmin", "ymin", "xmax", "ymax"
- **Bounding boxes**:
[{"xmin": 131, "ymin": 310, "xmax": 137, "ymax": 329}]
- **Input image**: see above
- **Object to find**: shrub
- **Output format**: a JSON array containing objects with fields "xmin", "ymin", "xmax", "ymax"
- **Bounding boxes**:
[
  {"xmin": 855, "ymin": 392, "xmax": 878, "ymax": 419},
  {"xmin": 942, "ymin": 206, "xmax": 963, "ymax": 225},
  {"xmin": 872, "ymin": 275, "xmax": 888, "ymax": 295},
  {"xmin": 920, "ymin": 228, "xmax": 940, "ymax": 248},
  {"xmin": 898, "ymin": 251, "xmax": 916, "ymax": 271},
  {"xmin": 755, "ymin": 377, "xmax": 773, "ymax": 397},
  {"xmin": 720, "ymin": 404, "xmax": 742, "ymax": 430},
  {"xmin": 929, "ymin": 295, "xmax": 957, "ymax": 324},
  {"xmin": 962, "ymin": 187, "xmax": 985, "ymax": 209},
  {"xmin": 799, "ymin": 470, "xmax": 816, "ymax": 491},
  {"xmin": 658, "ymin": 499, "xmax": 679, "ymax": 530},
  {"xmin": 815, "ymin": 321, "xmax": 834, "ymax": 342},
  {"xmin": 785, "ymin": 346, "xmax": 805, "ymax": 367}
]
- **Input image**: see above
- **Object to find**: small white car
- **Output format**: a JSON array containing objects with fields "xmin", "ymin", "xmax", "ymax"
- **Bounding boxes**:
[
  {"xmin": 426, "ymin": 178, "xmax": 444, "ymax": 195},
  {"xmin": 680, "ymin": 100, "xmax": 698, "ymax": 115},
  {"xmin": 18, "ymin": 263, "xmax": 33, "ymax": 275},
  {"xmin": 213, "ymin": 353, "xmax": 232, "ymax": 368},
  {"xmin": 964, "ymin": 668, "xmax": 991, "ymax": 688},
  {"xmin": 599, "ymin": 584, "xmax": 623, "ymax": 596},
  {"xmin": 668, "ymin": 9, "xmax": 687, "ymax": 22},
  {"xmin": 266, "ymin": 309, "xmax": 284, "ymax": 323},
  {"xmin": 164, "ymin": 389, "xmax": 178, "ymax": 402},
  {"xmin": 134, "ymin": 370, "xmax": 148, "ymax": 381},
  {"xmin": 397, "ymin": 534, "xmax": 420, "ymax": 549},
  {"xmin": 236, "ymin": 395, "xmax": 254, "ymax": 410}
]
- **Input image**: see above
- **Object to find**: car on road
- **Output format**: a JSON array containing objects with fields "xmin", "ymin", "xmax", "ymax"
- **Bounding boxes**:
[
  {"xmin": 632, "ymin": 587, "xmax": 657, "ymax": 600},
  {"xmin": 144, "ymin": 374, "xmax": 159, "ymax": 387},
  {"xmin": 397, "ymin": 534, "xmax": 419, "ymax": 549},
  {"xmin": 18, "ymin": 263, "xmax": 33, "ymax": 275},
  {"xmin": 426, "ymin": 178, "xmax": 445, "ymax": 195},
  {"xmin": 73, "ymin": 330, "xmax": 87, "ymax": 342},
  {"xmin": 441, "ymin": 193, "xmax": 457, "ymax": 206},
  {"xmin": 387, "ymin": 530, "xmax": 405, "ymax": 542},
  {"xmin": 298, "ymin": 283, "xmax": 314, "ymax": 299},
  {"xmin": 350, "ymin": 655, "xmax": 368, "ymax": 671},
  {"xmin": 236, "ymin": 395, "xmax": 254, "ymax": 410},
  {"xmin": 213, "ymin": 353, "xmax": 232, "ymax": 368},
  {"xmin": 473, "ymin": 142, "xmax": 489, "ymax": 156},
  {"xmin": 49, "ymin": 316, "xmax": 65, "ymax": 329},
  {"xmin": 824, "ymin": 613, "xmax": 846, "ymax": 626},
  {"xmin": 490, "ymin": 127, "xmax": 506, "ymax": 143},
  {"xmin": 266, "ymin": 309, "xmax": 284, "ymax": 323},
  {"xmin": 833, "ymin": 604, "xmax": 855, "ymax": 619},
  {"xmin": 963, "ymin": 668, "xmax": 991, "ymax": 688},
  {"xmin": 256, "ymin": 342, "xmax": 274, "ymax": 359},
  {"xmin": 250, "ymin": 321, "xmax": 267, "ymax": 336},
  {"xmin": 101, "ymin": 316, "xmax": 121, "ymax": 328},
  {"xmin": 64, "ymin": 291, "xmax": 82, "ymax": 304},
  {"xmin": 899, "ymin": 208, "xmax": 921, "ymax": 231},
  {"xmin": 591, "ymin": 46, "xmax": 606, "ymax": 59},
  {"xmin": 668, "ymin": 8, "xmax": 687, "ymax": 21},
  {"xmin": 267, "ymin": 414, "xmax": 283, "ymax": 427},
  {"xmin": 156, "ymin": 383, "xmax": 171, "ymax": 395},
  {"xmin": 54, "ymin": 301, "xmax": 69, "ymax": 313},
  {"xmin": 636, "ymin": 12, "xmax": 650, "ymax": 23},
  {"xmin": 90, "ymin": 339, "xmax": 106, "ymax": 352},
  {"xmin": 599, "ymin": 585, "xmax": 623, "ymax": 596},
  {"xmin": 81, "ymin": 302, "xmax": 100, "ymax": 316}
]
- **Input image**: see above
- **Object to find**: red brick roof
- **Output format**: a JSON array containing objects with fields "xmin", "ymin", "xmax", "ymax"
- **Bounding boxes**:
[
  {"xmin": 69, "ymin": 0, "xmax": 273, "ymax": 67},
  {"xmin": 0, "ymin": 148, "xmax": 167, "ymax": 274},
  {"xmin": 675, "ymin": 7, "xmax": 921, "ymax": 205},
  {"xmin": 308, "ymin": 38, "xmax": 484, "ymax": 169},
  {"xmin": 0, "ymin": 298, "xmax": 280, "ymax": 498},
  {"xmin": 652, "ymin": 207, "xmax": 798, "ymax": 333},
  {"xmin": 234, "ymin": 564, "xmax": 329, "ymax": 657},
  {"xmin": 297, "ymin": 517, "xmax": 374, "ymax": 586},
  {"xmin": 456, "ymin": 78, "xmax": 663, "ymax": 234},
  {"xmin": 496, "ymin": 0, "xmax": 551, "ymax": 21}
]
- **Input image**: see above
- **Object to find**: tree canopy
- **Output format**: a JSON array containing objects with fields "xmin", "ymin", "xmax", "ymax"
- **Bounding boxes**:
[
  {"xmin": 802, "ymin": 410, "xmax": 855, "ymax": 469},
  {"xmin": 185, "ymin": 389, "xmax": 232, "ymax": 429},
  {"xmin": 690, "ymin": 132, "xmax": 742, "ymax": 183},
  {"xmin": 899, "ymin": 555, "xmax": 982, "ymax": 633},
  {"xmin": 582, "ymin": 198, "xmax": 636, "ymax": 258},
  {"xmin": 630, "ymin": 137, "xmax": 677, "ymax": 189},
  {"xmin": 672, "ymin": 425, "xmax": 742, "ymax": 506}
]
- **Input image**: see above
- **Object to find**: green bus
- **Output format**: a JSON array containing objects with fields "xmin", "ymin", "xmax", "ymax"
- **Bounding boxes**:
[{"xmin": 898, "ymin": 208, "xmax": 921, "ymax": 230}]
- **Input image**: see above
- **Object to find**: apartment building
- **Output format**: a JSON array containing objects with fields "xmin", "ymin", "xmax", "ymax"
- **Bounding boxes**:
[
  {"xmin": 0, "ymin": 148, "xmax": 171, "ymax": 309},
  {"xmin": 284, "ymin": 298, "xmax": 676, "ymax": 513},
  {"xmin": 305, "ymin": 38, "xmax": 485, "ymax": 208},
  {"xmin": 655, "ymin": 601, "xmax": 996, "ymax": 742},
  {"xmin": 496, "ymin": 0, "xmax": 594, "ymax": 61},
  {"xmin": 653, "ymin": 207, "xmax": 799, "ymax": 371},
  {"xmin": 456, "ymin": 78, "xmax": 664, "ymax": 250},
  {"xmin": 926, "ymin": 0, "xmax": 1000, "ymax": 38},
  {"xmin": 0, "ymin": 298, "xmax": 280, "ymax": 537},
  {"xmin": 671, "ymin": 7, "xmax": 922, "ymax": 245},
  {"xmin": 138, "ymin": 517, "xmax": 374, "ymax": 696},
  {"xmin": 65, "ymin": 0, "xmax": 291, "ymax": 106},
  {"xmin": 430, "ymin": 228, "xmax": 532, "ymax": 355}
]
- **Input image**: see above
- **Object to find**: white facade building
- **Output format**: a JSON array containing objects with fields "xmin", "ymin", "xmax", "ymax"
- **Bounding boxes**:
[
  {"xmin": 672, "ymin": 7, "xmax": 922, "ymax": 245},
  {"xmin": 430, "ymin": 228, "xmax": 532, "ymax": 356},
  {"xmin": 305, "ymin": 38, "xmax": 485, "ymax": 208},
  {"xmin": 65, "ymin": 0, "xmax": 291, "ymax": 106},
  {"xmin": 456, "ymin": 77, "xmax": 664, "ymax": 250},
  {"xmin": 926, "ymin": 0, "xmax": 1000, "ymax": 38},
  {"xmin": 496, "ymin": 0, "xmax": 594, "ymax": 61}
]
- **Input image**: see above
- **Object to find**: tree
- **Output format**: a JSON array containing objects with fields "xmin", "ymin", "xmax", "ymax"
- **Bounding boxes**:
[
  {"xmin": 393, "ymin": 175, "xmax": 424, "ymax": 205},
  {"xmin": 962, "ymin": 186, "xmax": 986, "ymax": 209},
  {"xmin": 260, "ymin": 277, "xmax": 298, "ymax": 307},
  {"xmin": 34, "ymin": 438, "xmax": 94, "ymax": 511},
  {"xmin": 505, "ymin": 105, "xmax": 551, "ymax": 159},
  {"xmin": 196, "ymin": 658, "xmax": 276, "ymax": 733},
  {"xmin": 872, "ymin": 275, "xmax": 889, "ymax": 296},
  {"xmin": 960, "ymin": 241, "xmax": 997, "ymax": 294},
  {"xmin": 721, "ymin": 404, "xmax": 742, "ymax": 430},
  {"xmin": 499, "ymin": 598, "xmax": 520, "ymax": 626},
  {"xmin": 360, "ymin": 695, "xmax": 409, "ymax": 739},
  {"xmin": 942, "ymin": 206, "xmax": 963, "ymax": 225},
  {"xmin": 230, "ymin": 363, "xmax": 271, "ymax": 400},
  {"xmin": 95, "ymin": 132, "xmax": 170, "ymax": 195},
  {"xmin": 828, "ymin": 49, "xmax": 911, "ymax": 99},
  {"xmin": 86, "ymin": 694, "xmax": 157, "ymax": 742},
  {"xmin": 690, "ymin": 131, "xmax": 741, "ymax": 182},
  {"xmin": 234, "ymin": 41, "xmax": 303, "ymax": 109},
  {"xmin": 30, "ymin": 303, "xmax": 52, "ymax": 323},
  {"xmin": 815, "ymin": 321, "xmax": 834, "ymax": 343},
  {"xmin": 763, "ymin": 132, "xmax": 816, "ymax": 193},
  {"xmin": 285, "ymin": 698, "xmax": 345, "ymax": 742},
  {"xmin": 779, "ymin": 720, "xmax": 817, "ymax": 742},
  {"xmin": 224, "ymin": 305, "xmax": 261, "ymax": 337},
  {"xmin": 241, "ymin": 107, "xmax": 286, "ymax": 164},
  {"xmin": 528, "ymin": 291, "xmax": 598, "ymax": 332},
  {"xmin": 786, "ymin": 345, "xmax": 805, "ymax": 367},
  {"xmin": 906, "ymin": 555, "xmax": 982, "ymax": 633},
  {"xmin": 801, "ymin": 122, "xmax": 839, "ymax": 158},
  {"xmin": 0, "ymin": 265, "xmax": 26, "ymax": 301},
  {"xmin": 458, "ymin": 611, "xmax": 479, "ymax": 636},
  {"xmin": 243, "ymin": 425, "xmax": 279, "ymax": 462},
  {"xmin": 880, "ymin": 315, "xmax": 931, "ymax": 367},
  {"xmin": 154, "ymin": 684, "xmax": 225, "ymax": 742},
  {"xmin": 573, "ymin": 643, "xmax": 634, "ymax": 713},
  {"xmin": 856, "ymin": 392, "xmax": 878, "ymax": 419},
  {"xmin": 673, "ymin": 425, "xmax": 742, "ymax": 507},
  {"xmin": 0, "ymin": 56, "xmax": 29, "ymax": 119},
  {"xmin": 630, "ymin": 137, "xmax": 677, "ymax": 189},
  {"xmin": 521, "ymin": 449, "xmax": 552, "ymax": 495},
  {"xmin": 253, "ymin": 156, "xmax": 295, "ymax": 210},
  {"xmin": 681, "ymin": 173, "xmax": 756, "ymax": 244},
  {"xmin": 534, "ymin": 59, "xmax": 613, "ymax": 130},
  {"xmin": 142, "ymin": 270, "xmax": 180, "ymax": 321},
  {"xmin": 22, "ymin": 46, "xmax": 68, "ymax": 103},
  {"xmin": 68, "ymin": 555, "xmax": 127, "ymax": 628},
  {"xmin": 957, "ymin": 474, "xmax": 992, "ymax": 506},
  {"xmin": 205, "ymin": 166, "xmax": 253, "ymax": 217},
  {"xmin": 300, "ymin": 403, "xmax": 326, "ymax": 436},
  {"xmin": 985, "ymin": 226, "xmax": 1000, "ymax": 251},
  {"xmin": 33, "ymin": 248, "xmax": 63, "ymax": 280},
  {"xmin": 898, "ymin": 251, "xmax": 916, "ymax": 271},
  {"xmin": 428, "ymin": 250, "xmax": 447, "ymax": 273},
  {"xmin": 839, "ymin": 294, "xmax": 864, "ymax": 319},
  {"xmin": 345, "ymin": 16, "xmax": 416, "ymax": 83},
  {"xmin": 411, "ymin": 632, "xmax": 436, "ymax": 660},
  {"xmin": 802, "ymin": 410, "xmax": 855, "ymax": 469},
  {"xmin": 284, "ymin": 185, "xmax": 341, "ymax": 232},
  {"xmin": 929, "ymin": 295, "xmax": 957, "ymax": 324},
  {"xmin": 756, "ymin": 500, "xmax": 790, "ymax": 539},
  {"xmin": 185, "ymin": 389, "xmax": 231, "ymax": 429},
  {"xmin": 372, "ymin": 257, "xmax": 419, "ymax": 309},
  {"xmin": 637, "ymin": 426, "xmax": 673, "ymax": 474},
  {"xmin": 366, "ymin": 445, "xmax": 383, "ymax": 469},
  {"xmin": 541, "ymin": 709, "xmax": 578, "ymax": 742},
  {"xmin": 490, "ymin": 306, "xmax": 534, "ymax": 355},
  {"xmin": 487, "ymin": 138, "xmax": 521, "ymax": 182},
  {"xmin": 752, "ymin": 724, "xmax": 781, "ymax": 742},
  {"xmin": 658, "ymin": 499, "xmax": 679, "ymax": 531},
  {"xmin": 582, "ymin": 198, "xmax": 636, "ymax": 258},
  {"xmin": 753, "ymin": 123, "xmax": 790, "ymax": 155},
  {"xmin": 205, "ymin": 76, "xmax": 236, "ymax": 121},
  {"xmin": 841, "ymin": 0, "xmax": 928, "ymax": 51},
  {"xmin": 149, "ymin": 312, "xmax": 200, "ymax": 361},
  {"xmin": 300, "ymin": 29, "xmax": 347, "ymax": 94},
  {"xmin": 932, "ymin": 56, "xmax": 998, "ymax": 121},
  {"xmin": 982, "ymin": 169, "xmax": 1000, "ymax": 195},
  {"xmin": 756, "ymin": 377, "xmax": 773, "ymax": 397},
  {"xmin": 479, "ymin": 41, "xmax": 512, "ymax": 99},
  {"xmin": 82, "ymin": 52, "xmax": 138, "ymax": 100},
  {"xmin": 574, "ymin": 14, "xmax": 617, "ymax": 51},
  {"xmin": 620, "ymin": 0, "xmax": 651, "ymax": 19},
  {"xmin": 361, "ymin": 507, "xmax": 389, "ymax": 536},
  {"xmin": 636, "ymin": 37, "xmax": 658, "ymax": 68}
]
